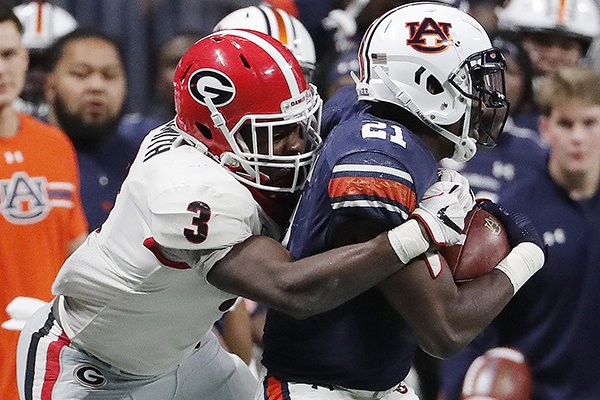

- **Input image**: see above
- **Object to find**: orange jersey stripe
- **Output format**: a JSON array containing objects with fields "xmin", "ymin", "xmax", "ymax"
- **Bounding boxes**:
[
  {"xmin": 265, "ymin": 375, "xmax": 287, "ymax": 400},
  {"xmin": 328, "ymin": 176, "xmax": 417, "ymax": 212}
]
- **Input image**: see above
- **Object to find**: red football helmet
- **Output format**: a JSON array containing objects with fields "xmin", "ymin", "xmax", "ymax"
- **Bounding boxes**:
[
  {"xmin": 173, "ymin": 29, "xmax": 322, "ymax": 193},
  {"xmin": 461, "ymin": 347, "xmax": 533, "ymax": 400}
]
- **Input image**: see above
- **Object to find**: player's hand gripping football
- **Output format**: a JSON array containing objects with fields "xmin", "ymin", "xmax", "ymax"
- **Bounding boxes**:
[
  {"xmin": 437, "ymin": 168, "xmax": 475, "ymax": 210},
  {"xmin": 387, "ymin": 170, "xmax": 474, "ymax": 265},
  {"xmin": 412, "ymin": 169, "xmax": 475, "ymax": 246},
  {"xmin": 476, "ymin": 200, "xmax": 546, "ymax": 294}
]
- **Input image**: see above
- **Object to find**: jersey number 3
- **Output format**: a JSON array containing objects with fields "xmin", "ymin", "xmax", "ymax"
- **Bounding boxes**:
[{"xmin": 184, "ymin": 201, "xmax": 211, "ymax": 244}]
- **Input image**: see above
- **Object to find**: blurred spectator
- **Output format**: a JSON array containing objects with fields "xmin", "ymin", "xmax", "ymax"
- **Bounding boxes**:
[
  {"xmin": 492, "ymin": 33, "xmax": 537, "ymax": 128},
  {"xmin": 316, "ymin": 0, "xmax": 391, "ymax": 100},
  {"xmin": 496, "ymin": 0, "xmax": 600, "ymax": 87},
  {"xmin": 464, "ymin": 0, "xmax": 502, "ymax": 35},
  {"xmin": 294, "ymin": 0, "xmax": 337, "ymax": 60},
  {"xmin": 0, "ymin": 6, "xmax": 87, "ymax": 400},
  {"xmin": 45, "ymin": 28, "xmax": 139, "ymax": 231},
  {"xmin": 320, "ymin": 45, "xmax": 359, "ymax": 100},
  {"xmin": 44, "ymin": 0, "xmax": 259, "ymax": 115},
  {"xmin": 119, "ymin": 31, "xmax": 203, "ymax": 145},
  {"xmin": 147, "ymin": 31, "xmax": 201, "ymax": 123},
  {"xmin": 440, "ymin": 66, "xmax": 600, "ymax": 400},
  {"xmin": 12, "ymin": 1, "xmax": 77, "ymax": 120}
]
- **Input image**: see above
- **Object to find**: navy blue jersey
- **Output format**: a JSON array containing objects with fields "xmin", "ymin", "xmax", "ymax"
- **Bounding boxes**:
[
  {"xmin": 262, "ymin": 99, "xmax": 438, "ymax": 391},
  {"xmin": 440, "ymin": 168, "xmax": 600, "ymax": 400},
  {"xmin": 118, "ymin": 112, "xmax": 164, "ymax": 146},
  {"xmin": 441, "ymin": 119, "xmax": 548, "ymax": 202},
  {"xmin": 320, "ymin": 85, "xmax": 361, "ymax": 140},
  {"xmin": 77, "ymin": 132, "xmax": 138, "ymax": 231}
]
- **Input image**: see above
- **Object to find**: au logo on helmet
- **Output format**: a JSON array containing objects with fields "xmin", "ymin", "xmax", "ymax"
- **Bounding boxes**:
[
  {"xmin": 188, "ymin": 69, "xmax": 236, "ymax": 107},
  {"xmin": 406, "ymin": 18, "xmax": 453, "ymax": 53}
]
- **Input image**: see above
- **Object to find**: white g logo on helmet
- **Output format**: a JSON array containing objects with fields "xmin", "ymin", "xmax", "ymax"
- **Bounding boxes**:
[{"xmin": 188, "ymin": 69, "xmax": 236, "ymax": 107}]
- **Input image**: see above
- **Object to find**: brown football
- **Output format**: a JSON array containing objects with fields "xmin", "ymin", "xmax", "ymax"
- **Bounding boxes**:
[
  {"xmin": 461, "ymin": 347, "xmax": 533, "ymax": 400},
  {"xmin": 440, "ymin": 207, "xmax": 511, "ymax": 282}
]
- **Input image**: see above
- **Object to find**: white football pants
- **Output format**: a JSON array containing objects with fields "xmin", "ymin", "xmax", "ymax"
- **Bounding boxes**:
[{"xmin": 17, "ymin": 302, "xmax": 257, "ymax": 400}]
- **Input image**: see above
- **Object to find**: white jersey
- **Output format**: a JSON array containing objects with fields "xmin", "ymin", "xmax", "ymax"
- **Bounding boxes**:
[{"xmin": 53, "ymin": 120, "xmax": 275, "ymax": 375}]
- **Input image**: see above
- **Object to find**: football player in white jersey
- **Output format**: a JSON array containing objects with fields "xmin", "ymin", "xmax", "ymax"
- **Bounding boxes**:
[{"xmin": 16, "ymin": 29, "xmax": 476, "ymax": 400}]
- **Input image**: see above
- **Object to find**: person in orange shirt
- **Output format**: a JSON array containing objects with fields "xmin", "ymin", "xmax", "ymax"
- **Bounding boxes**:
[{"xmin": 0, "ymin": 6, "xmax": 88, "ymax": 399}]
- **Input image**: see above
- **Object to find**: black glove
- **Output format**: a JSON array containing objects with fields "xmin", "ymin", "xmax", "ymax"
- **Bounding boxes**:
[{"xmin": 475, "ymin": 200, "xmax": 545, "ymax": 251}]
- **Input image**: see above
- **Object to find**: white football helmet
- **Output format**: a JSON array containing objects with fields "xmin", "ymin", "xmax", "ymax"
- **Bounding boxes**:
[
  {"xmin": 213, "ymin": 5, "xmax": 316, "ymax": 81},
  {"xmin": 356, "ymin": 2, "xmax": 509, "ymax": 162},
  {"xmin": 497, "ymin": 0, "xmax": 600, "ymax": 50},
  {"xmin": 13, "ymin": 2, "xmax": 78, "ymax": 50}
]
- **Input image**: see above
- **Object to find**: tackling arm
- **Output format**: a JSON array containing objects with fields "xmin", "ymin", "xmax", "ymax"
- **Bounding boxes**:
[
  {"xmin": 207, "ymin": 178, "xmax": 474, "ymax": 320},
  {"xmin": 207, "ymin": 232, "xmax": 402, "ymax": 319}
]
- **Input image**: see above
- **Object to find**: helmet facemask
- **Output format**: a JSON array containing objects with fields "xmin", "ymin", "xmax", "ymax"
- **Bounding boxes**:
[
  {"xmin": 207, "ymin": 84, "xmax": 322, "ymax": 193},
  {"xmin": 449, "ymin": 48, "xmax": 510, "ymax": 149}
]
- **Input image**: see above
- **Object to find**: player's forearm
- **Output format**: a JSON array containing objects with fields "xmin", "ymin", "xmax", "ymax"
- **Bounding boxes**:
[
  {"xmin": 209, "ymin": 233, "xmax": 407, "ymax": 319},
  {"xmin": 426, "ymin": 270, "xmax": 513, "ymax": 357},
  {"xmin": 277, "ymin": 233, "xmax": 407, "ymax": 318},
  {"xmin": 389, "ymin": 264, "xmax": 514, "ymax": 359}
]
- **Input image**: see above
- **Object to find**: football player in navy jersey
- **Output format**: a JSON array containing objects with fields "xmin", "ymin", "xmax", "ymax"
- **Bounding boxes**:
[
  {"xmin": 319, "ymin": 83, "xmax": 358, "ymax": 139},
  {"xmin": 258, "ymin": 3, "xmax": 546, "ymax": 400},
  {"xmin": 440, "ymin": 66, "xmax": 600, "ymax": 400}
]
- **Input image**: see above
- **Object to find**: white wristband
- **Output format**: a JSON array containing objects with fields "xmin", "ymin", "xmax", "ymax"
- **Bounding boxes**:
[
  {"xmin": 387, "ymin": 219, "xmax": 430, "ymax": 265},
  {"xmin": 494, "ymin": 242, "xmax": 545, "ymax": 294}
]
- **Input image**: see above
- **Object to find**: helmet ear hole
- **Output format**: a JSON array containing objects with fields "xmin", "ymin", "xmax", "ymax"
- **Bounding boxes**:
[
  {"xmin": 426, "ymin": 75, "xmax": 444, "ymax": 95},
  {"xmin": 195, "ymin": 122, "xmax": 213, "ymax": 140},
  {"xmin": 239, "ymin": 54, "xmax": 252, "ymax": 69}
]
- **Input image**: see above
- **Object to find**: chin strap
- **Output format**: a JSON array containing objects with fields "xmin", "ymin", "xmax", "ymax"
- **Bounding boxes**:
[
  {"xmin": 366, "ymin": 65, "xmax": 477, "ymax": 162},
  {"xmin": 203, "ymin": 95, "xmax": 258, "ymax": 180},
  {"xmin": 452, "ymin": 135, "xmax": 477, "ymax": 162}
]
